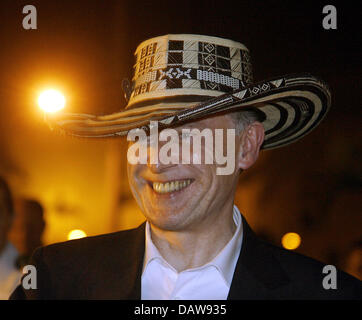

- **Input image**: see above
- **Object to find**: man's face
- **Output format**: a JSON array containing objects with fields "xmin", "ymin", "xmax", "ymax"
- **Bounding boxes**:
[{"xmin": 127, "ymin": 113, "xmax": 242, "ymax": 232}]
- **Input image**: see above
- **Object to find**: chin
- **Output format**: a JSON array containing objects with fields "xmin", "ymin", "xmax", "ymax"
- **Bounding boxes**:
[{"xmin": 145, "ymin": 207, "xmax": 192, "ymax": 231}]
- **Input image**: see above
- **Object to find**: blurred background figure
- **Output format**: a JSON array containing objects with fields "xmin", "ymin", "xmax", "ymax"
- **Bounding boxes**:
[
  {"xmin": 344, "ymin": 241, "xmax": 362, "ymax": 281},
  {"xmin": 0, "ymin": 177, "xmax": 21, "ymax": 299},
  {"xmin": 8, "ymin": 199, "xmax": 46, "ymax": 269}
]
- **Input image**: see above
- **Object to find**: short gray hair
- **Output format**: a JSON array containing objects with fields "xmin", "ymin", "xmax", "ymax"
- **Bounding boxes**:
[{"xmin": 228, "ymin": 109, "xmax": 262, "ymax": 134}]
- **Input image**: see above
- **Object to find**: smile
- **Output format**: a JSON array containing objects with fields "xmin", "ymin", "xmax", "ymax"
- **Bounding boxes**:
[{"xmin": 152, "ymin": 179, "xmax": 192, "ymax": 194}]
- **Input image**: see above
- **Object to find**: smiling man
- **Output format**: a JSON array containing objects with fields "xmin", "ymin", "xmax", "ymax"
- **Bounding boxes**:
[
  {"xmin": 10, "ymin": 34, "xmax": 361, "ymax": 300},
  {"xmin": 128, "ymin": 113, "xmax": 264, "ymax": 299}
]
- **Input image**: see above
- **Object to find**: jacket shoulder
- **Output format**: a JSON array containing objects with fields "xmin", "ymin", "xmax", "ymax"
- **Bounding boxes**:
[
  {"xmin": 262, "ymin": 240, "xmax": 362, "ymax": 299},
  {"xmin": 41, "ymin": 225, "xmax": 143, "ymax": 259},
  {"xmin": 10, "ymin": 224, "xmax": 145, "ymax": 299},
  {"xmin": 38, "ymin": 224, "xmax": 145, "ymax": 276}
]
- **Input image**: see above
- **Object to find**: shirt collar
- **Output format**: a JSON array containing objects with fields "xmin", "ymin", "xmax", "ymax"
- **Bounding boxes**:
[
  {"xmin": 142, "ymin": 205, "xmax": 243, "ymax": 286},
  {"xmin": 143, "ymin": 221, "xmax": 165, "ymax": 269}
]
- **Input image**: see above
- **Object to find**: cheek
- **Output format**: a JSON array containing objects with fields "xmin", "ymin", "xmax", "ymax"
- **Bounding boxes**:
[
  {"xmin": 127, "ymin": 164, "xmax": 143, "ymax": 195},
  {"xmin": 186, "ymin": 139, "xmax": 214, "ymax": 165},
  {"xmin": 192, "ymin": 165, "xmax": 216, "ymax": 195},
  {"xmin": 208, "ymin": 169, "xmax": 235, "ymax": 194}
]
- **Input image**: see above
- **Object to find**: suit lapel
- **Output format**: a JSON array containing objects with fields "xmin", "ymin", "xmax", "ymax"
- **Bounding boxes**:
[
  {"xmin": 81, "ymin": 222, "xmax": 146, "ymax": 299},
  {"xmin": 117, "ymin": 222, "xmax": 146, "ymax": 299},
  {"xmin": 115, "ymin": 217, "xmax": 290, "ymax": 300},
  {"xmin": 228, "ymin": 216, "xmax": 290, "ymax": 299},
  {"xmin": 93, "ymin": 217, "xmax": 290, "ymax": 300}
]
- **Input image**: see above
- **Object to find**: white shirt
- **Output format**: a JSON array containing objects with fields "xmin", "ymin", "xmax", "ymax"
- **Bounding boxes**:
[
  {"xmin": 141, "ymin": 205, "xmax": 243, "ymax": 300},
  {"xmin": 0, "ymin": 242, "xmax": 22, "ymax": 300}
]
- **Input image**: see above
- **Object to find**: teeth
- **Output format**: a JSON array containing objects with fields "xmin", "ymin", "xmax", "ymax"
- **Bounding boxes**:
[{"xmin": 152, "ymin": 179, "xmax": 191, "ymax": 194}]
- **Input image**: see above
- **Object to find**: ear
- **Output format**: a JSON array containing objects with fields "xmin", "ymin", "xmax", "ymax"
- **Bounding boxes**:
[{"xmin": 237, "ymin": 121, "xmax": 265, "ymax": 170}]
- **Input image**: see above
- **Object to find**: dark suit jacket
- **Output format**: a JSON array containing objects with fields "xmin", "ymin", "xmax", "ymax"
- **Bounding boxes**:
[{"xmin": 10, "ymin": 216, "xmax": 361, "ymax": 300}]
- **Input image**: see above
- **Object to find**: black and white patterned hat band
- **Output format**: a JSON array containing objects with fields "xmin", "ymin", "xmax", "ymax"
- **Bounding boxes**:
[{"xmin": 128, "ymin": 34, "xmax": 253, "ymax": 107}]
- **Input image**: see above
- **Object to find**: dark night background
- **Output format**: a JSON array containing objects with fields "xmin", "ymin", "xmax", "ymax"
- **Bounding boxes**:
[{"xmin": 0, "ymin": 0, "xmax": 361, "ymax": 279}]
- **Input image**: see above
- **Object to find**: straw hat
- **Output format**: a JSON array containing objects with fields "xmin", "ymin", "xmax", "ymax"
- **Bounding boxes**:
[{"xmin": 48, "ymin": 34, "xmax": 331, "ymax": 149}]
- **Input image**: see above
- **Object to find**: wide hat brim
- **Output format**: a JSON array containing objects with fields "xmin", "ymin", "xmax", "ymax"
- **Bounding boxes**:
[{"xmin": 47, "ymin": 73, "xmax": 330, "ymax": 150}]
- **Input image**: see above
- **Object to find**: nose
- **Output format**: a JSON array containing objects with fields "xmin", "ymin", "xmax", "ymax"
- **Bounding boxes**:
[
  {"xmin": 147, "ymin": 150, "xmax": 177, "ymax": 174},
  {"xmin": 147, "ymin": 137, "xmax": 178, "ymax": 173}
]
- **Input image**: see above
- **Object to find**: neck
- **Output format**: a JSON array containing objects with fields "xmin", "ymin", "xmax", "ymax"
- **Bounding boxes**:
[{"xmin": 149, "ymin": 201, "xmax": 236, "ymax": 272}]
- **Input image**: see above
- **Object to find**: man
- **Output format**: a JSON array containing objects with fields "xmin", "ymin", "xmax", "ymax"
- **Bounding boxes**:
[
  {"xmin": 0, "ymin": 177, "xmax": 21, "ymax": 299},
  {"xmin": 10, "ymin": 34, "xmax": 361, "ymax": 299},
  {"xmin": 9, "ymin": 199, "xmax": 46, "ymax": 268}
]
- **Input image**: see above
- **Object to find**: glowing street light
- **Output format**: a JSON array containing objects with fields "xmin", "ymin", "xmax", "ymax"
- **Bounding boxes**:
[
  {"xmin": 38, "ymin": 89, "xmax": 66, "ymax": 113},
  {"xmin": 282, "ymin": 232, "xmax": 301, "ymax": 250},
  {"xmin": 67, "ymin": 229, "xmax": 87, "ymax": 240}
]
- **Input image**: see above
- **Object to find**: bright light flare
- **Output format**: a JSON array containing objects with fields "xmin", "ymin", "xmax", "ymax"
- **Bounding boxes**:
[
  {"xmin": 282, "ymin": 232, "xmax": 301, "ymax": 250},
  {"xmin": 67, "ymin": 229, "xmax": 87, "ymax": 240},
  {"xmin": 38, "ymin": 89, "xmax": 66, "ymax": 113}
]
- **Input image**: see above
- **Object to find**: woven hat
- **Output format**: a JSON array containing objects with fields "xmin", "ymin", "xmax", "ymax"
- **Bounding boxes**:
[{"xmin": 48, "ymin": 34, "xmax": 331, "ymax": 149}]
